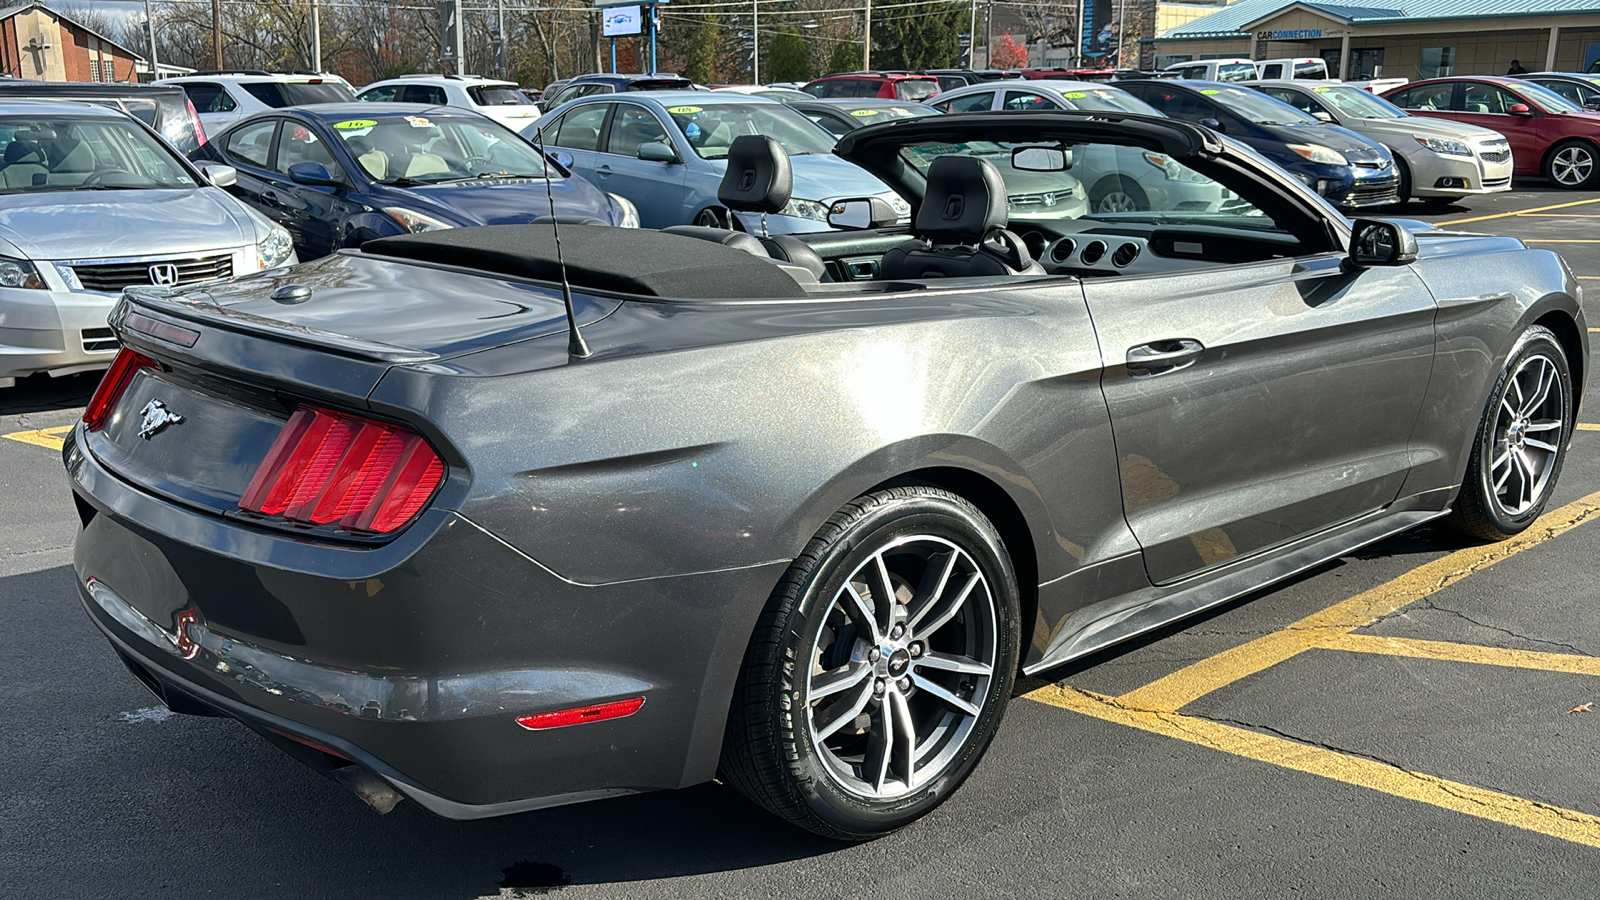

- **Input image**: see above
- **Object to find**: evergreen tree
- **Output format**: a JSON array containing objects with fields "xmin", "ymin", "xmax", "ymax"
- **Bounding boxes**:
[
  {"xmin": 766, "ymin": 30, "xmax": 810, "ymax": 82},
  {"xmin": 826, "ymin": 39, "xmax": 861, "ymax": 74},
  {"xmin": 681, "ymin": 14, "xmax": 720, "ymax": 84},
  {"xmin": 874, "ymin": 2, "xmax": 963, "ymax": 70}
]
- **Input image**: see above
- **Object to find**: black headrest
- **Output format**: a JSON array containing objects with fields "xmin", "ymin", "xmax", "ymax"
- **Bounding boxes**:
[
  {"xmin": 915, "ymin": 155, "xmax": 1009, "ymax": 243},
  {"xmin": 661, "ymin": 224, "xmax": 769, "ymax": 257},
  {"xmin": 717, "ymin": 135, "xmax": 792, "ymax": 215},
  {"xmin": 3, "ymin": 141, "xmax": 41, "ymax": 165}
]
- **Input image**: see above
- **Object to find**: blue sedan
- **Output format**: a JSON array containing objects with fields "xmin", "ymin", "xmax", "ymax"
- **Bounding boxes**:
[
  {"xmin": 192, "ymin": 103, "xmax": 638, "ymax": 260},
  {"xmin": 526, "ymin": 91, "xmax": 908, "ymax": 232}
]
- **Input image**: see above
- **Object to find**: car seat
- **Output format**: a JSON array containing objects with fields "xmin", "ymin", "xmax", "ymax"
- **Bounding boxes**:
[
  {"xmin": 1, "ymin": 140, "xmax": 46, "ymax": 188},
  {"xmin": 878, "ymin": 155, "xmax": 1045, "ymax": 279}
]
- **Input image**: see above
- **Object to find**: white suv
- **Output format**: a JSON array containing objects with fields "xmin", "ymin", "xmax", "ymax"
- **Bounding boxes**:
[
  {"xmin": 158, "ymin": 72, "xmax": 357, "ymax": 134},
  {"xmin": 355, "ymin": 76, "xmax": 541, "ymax": 129}
]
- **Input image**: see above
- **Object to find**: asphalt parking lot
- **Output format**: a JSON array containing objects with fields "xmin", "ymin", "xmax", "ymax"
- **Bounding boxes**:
[{"xmin": 5, "ymin": 186, "xmax": 1600, "ymax": 899}]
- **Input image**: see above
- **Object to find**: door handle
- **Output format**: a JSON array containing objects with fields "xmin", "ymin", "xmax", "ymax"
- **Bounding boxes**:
[
  {"xmin": 260, "ymin": 189, "xmax": 280, "ymax": 207},
  {"xmin": 595, "ymin": 164, "xmax": 613, "ymax": 177},
  {"xmin": 1126, "ymin": 339, "xmax": 1205, "ymax": 377}
]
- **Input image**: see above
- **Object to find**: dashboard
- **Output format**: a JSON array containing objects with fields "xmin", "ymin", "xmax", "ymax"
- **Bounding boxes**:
[{"xmin": 1013, "ymin": 220, "xmax": 1304, "ymax": 278}]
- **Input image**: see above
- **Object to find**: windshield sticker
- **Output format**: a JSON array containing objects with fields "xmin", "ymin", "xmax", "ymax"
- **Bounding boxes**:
[
  {"xmin": 1064, "ymin": 91, "xmax": 1088, "ymax": 99},
  {"xmin": 334, "ymin": 119, "xmax": 376, "ymax": 129},
  {"xmin": 850, "ymin": 108, "xmax": 879, "ymax": 117},
  {"xmin": 1312, "ymin": 86, "xmax": 1333, "ymax": 92},
  {"xmin": 1200, "ymin": 89, "xmax": 1221, "ymax": 95},
  {"xmin": 404, "ymin": 115, "xmax": 433, "ymax": 128},
  {"xmin": 667, "ymin": 105, "xmax": 703, "ymax": 114}
]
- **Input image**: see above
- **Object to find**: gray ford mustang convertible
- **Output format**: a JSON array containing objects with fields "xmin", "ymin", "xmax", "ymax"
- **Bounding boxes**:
[{"xmin": 67, "ymin": 111, "xmax": 1586, "ymax": 840}]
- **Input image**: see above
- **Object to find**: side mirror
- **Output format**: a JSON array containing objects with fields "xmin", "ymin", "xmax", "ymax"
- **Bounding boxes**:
[
  {"xmin": 547, "ymin": 149, "xmax": 575, "ymax": 169},
  {"xmin": 1312, "ymin": 110, "xmax": 1336, "ymax": 123},
  {"xmin": 1198, "ymin": 117, "xmax": 1225, "ymax": 133},
  {"xmin": 287, "ymin": 161, "xmax": 339, "ymax": 187},
  {"xmin": 1586, "ymin": 99, "xmax": 1600, "ymax": 112},
  {"xmin": 1508, "ymin": 103, "xmax": 1533, "ymax": 116},
  {"xmin": 1348, "ymin": 218, "xmax": 1418, "ymax": 268},
  {"xmin": 638, "ymin": 141, "xmax": 676, "ymax": 163},
  {"xmin": 1011, "ymin": 146, "xmax": 1073, "ymax": 171},
  {"xmin": 201, "ymin": 164, "xmax": 237, "ymax": 188},
  {"xmin": 827, "ymin": 197, "xmax": 898, "ymax": 230}
]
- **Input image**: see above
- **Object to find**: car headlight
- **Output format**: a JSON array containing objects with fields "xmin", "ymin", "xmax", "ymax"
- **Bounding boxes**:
[
  {"xmin": 1288, "ymin": 143, "xmax": 1349, "ymax": 166},
  {"xmin": 0, "ymin": 254, "xmax": 43, "ymax": 289},
  {"xmin": 778, "ymin": 199, "xmax": 830, "ymax": 222},
  {"xmin": 1415, "ymin": 136, "xmax": 1472, "ymax": 157},
  {"xmin": 606, "ymin": 192, "xmax": 641, "ymax": 228},
  {"xmin": 383, "ymin": 207, "xmax": 456, "ymax": 233},
  {"xmin": 1142, "ymin": 152, "xmax": 1214, "ymax": 184},
  {"xmin": 256, "ymin": 225, "xmax": 294, "ymax": 270}
]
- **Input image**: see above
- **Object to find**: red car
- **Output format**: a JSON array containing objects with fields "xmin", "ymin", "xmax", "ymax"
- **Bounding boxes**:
[
  {"xmin": 1382, "ymin": 76, "xmax": 1600, "ymax": 189},
  {"xmin": 801, "ymin": 72, "xmax": 941, "ymax": 102}
]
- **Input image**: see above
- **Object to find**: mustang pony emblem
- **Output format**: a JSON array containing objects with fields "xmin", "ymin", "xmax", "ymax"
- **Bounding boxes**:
[{"xmin": 137, "ymin": 399, "xmax": 184, "ymax": 440}]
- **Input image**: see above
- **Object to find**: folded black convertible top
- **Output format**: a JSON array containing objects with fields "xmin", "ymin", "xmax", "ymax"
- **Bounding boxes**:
[{"xmin": 363, "ymin": 224, "xmax": 810, "ymax": 300}]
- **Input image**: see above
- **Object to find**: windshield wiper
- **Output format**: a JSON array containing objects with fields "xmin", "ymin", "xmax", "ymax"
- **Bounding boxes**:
[
  {"xmin": 67, "ymin": 184, "xmax": 150, "ymax": 191},
  {"xmin": 431, "ymin": 172, "xmax": 545, "ymax": 184},
  {"xmin": 382, "ymin": 177, "xmax": 430, "ymax": 187}
]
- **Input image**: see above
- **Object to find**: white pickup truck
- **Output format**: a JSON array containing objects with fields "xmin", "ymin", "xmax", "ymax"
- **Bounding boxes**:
[{"xmin": 1251, "ymin": 57, "xmax": 1408, "ymax": 94}]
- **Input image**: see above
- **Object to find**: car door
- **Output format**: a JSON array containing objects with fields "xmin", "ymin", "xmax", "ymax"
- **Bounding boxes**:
[
  {"xmin": 215, "ymin": 118, "xmax": 281, "ymax": 218},
  {"xmin": 933, "ymin": 90, "xmax": 997, "ymax": 113},
  {"xmin": 545, "ymin": 102, "xmax": 612, "ymax": 183},
  {"xmin": 597, "ymin": 103, "xmax": 689, "ymax": 227},
  {"xmin": 1001, "ymin": 89, "xmax": 1061, "ymax": 111},
  {"xmin": 267, "ymin": 119, "xmax": 344, "ymax": 259},
  {"xmin": 1452, "ymin": 82, "xmax": 1544, "ymax": 168},
  {"xmin": 1081, "ymin": 178, "xmax": 1436, "ymax": 585}
]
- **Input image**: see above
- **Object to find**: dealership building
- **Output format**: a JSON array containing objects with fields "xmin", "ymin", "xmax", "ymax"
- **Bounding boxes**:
[{"xmin": 1153, "ymin": 0, "xmax": 1600, "ymax": 80}]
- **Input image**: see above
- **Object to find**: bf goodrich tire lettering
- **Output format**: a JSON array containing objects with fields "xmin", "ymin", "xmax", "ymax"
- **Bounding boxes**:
[
  {"xmin": 1448, "ymin": 325, "xmax": 1574, "ymax": 540},
  {"xmin": 720, "ymin": 487, "xmax": 1021, "ymax": 840}
]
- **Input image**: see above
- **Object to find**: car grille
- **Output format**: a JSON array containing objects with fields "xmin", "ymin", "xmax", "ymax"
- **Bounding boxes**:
[
  {"xmin": 71, "ymin": 254, "xmax": 233, "ymax": 293},
  {"xmin": 1479, "ymin": 148, "xmax": 1511, "ymax": 164},
  {"xmin": 1008, "ymin": 191, "xmax": 1073, "ymax": 209},
  {"xmin": 1343, "ymin": 182, "xmax": 1400, "ymax": 207},
  {"xmin": 1352, "ymin": 157, "xmax": 1392, "ymax": 170},
  {"xmin": 1484, "ymin": 176, "xmax": 1512, "ymax": 188},
  {"xmin": 81, "ymin": 327, "xmax": 118, "ymax": 354}
]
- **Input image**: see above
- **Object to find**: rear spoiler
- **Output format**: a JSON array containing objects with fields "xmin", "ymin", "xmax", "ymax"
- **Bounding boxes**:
[{"xmin": 118, "ymin": 287, "xmax": 439, "ymax": 365}]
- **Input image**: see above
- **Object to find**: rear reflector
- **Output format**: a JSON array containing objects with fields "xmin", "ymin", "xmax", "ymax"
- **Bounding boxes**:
[
  {"xmin": 83, "ymin": 348, "xmax": 157, "ymax": 431},
  {"xmin": 239, "ymin": 408, "xmax": 445, "ymax": 535},
  {"xmin": 124, "ymin": 311, "xmax": 200, "ymax": 348},
  {"xmin": 516, "ymin": 697, "xmax": 646, "ymax": 731}
]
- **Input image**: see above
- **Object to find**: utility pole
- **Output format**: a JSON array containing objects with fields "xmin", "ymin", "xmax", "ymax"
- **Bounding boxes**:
[
  {"xmin": 968, "ymin": 0, "xmax": 976, "ymax": 67},
  {"xmin": 863, "ymin": 0, "xmax": 870, "ymax": 70},
  {"xmin": 142, "ymin": 0, "xmax": 158, "ymax": 82},
  {"xmin": 211, "ymin": 0, "xmax": 222, "ymax": 69},
  {"xmin": 752, "ymin": 0, "xmax": 759, "ymax": 83},
  {"xmin": 496, "ymin": 0, "xmax": 507, "ymax": 78},
  {"xmin": 311, "ymin": 0, "xmax": 322, "ymax": 72},
  {"xmin": 453, "ymin": 0, "xmax": 466, "ymax": 75},
  {"xmin": 1116, "ymin": 0, "xmax": 1127, "ymax": 68},
  {"xmin": 985, "ymin": 0, "xmax": 992, "ymax": 65}
]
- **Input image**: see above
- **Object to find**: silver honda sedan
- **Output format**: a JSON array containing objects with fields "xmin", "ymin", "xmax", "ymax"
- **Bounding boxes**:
[{"xmin": 0, "ymin": 101, "xmax": 295, "ymax": 388}]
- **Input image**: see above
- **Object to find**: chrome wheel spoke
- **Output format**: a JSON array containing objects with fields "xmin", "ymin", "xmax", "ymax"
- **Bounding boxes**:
[
  {"xmin": 815, "ymin": 679, "xmax": 874, "ymax": 741},
  {"xmin": 810, "ymin": 661, "xmax": 872, "ymax": 702},
  {"xmin": 842, "ymin": 582, "xmax": 882, "ymax": 645},
  {"xmin": 1521, "ymin": 362, "xmax": 1555, "ymax": 417},
  {"xmin": 906, "ymin": 550, "xmax": 957, "ymax": 634},
  {"xmin": 916, "ymin": 651, "xmax": 992, "ymax": 676},
  {"xmin": 913, "ymin": 571, "xmax": 981, "ymax": 640},
  {"xmin": 1525, "ymin": 418, "xmax": 1563, "ymax": 433},
  {"xmin": 871, "ymin": 552, "xmax": 898, "ymax": 630},
  {"xmin": 912, "ymin": 672, "xmax": 981, "ymax": 717},
  {"xmin": 1525, "ymin": 437, "xmax": 1559, "ymax": 453},
  {"xmin": 868, "ymin": 697, "xmax": 895, "ymax": 793},
  {"xmin": 888, "ymin": 689, "xmax": 917, "ymax": 790}
]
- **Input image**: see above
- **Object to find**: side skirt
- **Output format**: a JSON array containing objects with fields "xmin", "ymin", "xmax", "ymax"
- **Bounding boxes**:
[{"xmin": 1023, "ymin": 492, "xmax": 1454, "ymax": 676}]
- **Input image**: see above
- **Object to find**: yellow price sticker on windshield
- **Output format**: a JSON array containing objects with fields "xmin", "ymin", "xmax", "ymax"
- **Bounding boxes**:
[
  {"xmin": 1064, "ymin": 91, "xmax": 1088, "ymax": 98},
  {"xmin": 667, "ymin": 105, "xmax": 703, "ymax": 114},
  {"xmin": 850, "ymin": 108, "xmax": 879, "ymax": 117},
  {"xmin": 334, "ymin": 119, "xmax": 376, "ymax": 129},
  {"xmin": 1200, "ymin": 89, "xmax": 1221, "ymax": 95},
  {"xmin": 1313, "ymin": 86, "xmax": 1333, "ymax": 92}
]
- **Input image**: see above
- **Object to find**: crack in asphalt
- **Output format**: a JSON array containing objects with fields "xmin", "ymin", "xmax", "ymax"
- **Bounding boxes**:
[{"xmin": 1395, "ymin": 599, "xmax": 1595, "ymax": 657}]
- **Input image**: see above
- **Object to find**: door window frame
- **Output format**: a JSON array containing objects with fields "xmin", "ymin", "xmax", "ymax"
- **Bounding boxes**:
[{"xmin": 223, "ymin": 117, "xmax": 282, "ymax": 170}]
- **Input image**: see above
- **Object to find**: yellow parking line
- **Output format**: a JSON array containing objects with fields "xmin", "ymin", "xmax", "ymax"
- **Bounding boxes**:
[
  {"xmin": 1326, "ymin": 633, "xmax": 1600, "ymax": 677},
  {"xmin": 1024, "ymin": 683, "xmax": 1600, "ymax": 849},
  {"xmin": 1116, "ymin": 489, "xmax": 1600, "ymax": 713},
  {"xmin": 1579, "ymin": 423, "xmax": 1600, "ymax": 431},
  {"xmin": 2, "ymin": 425, "xmax": 71, "ymax": 451},
  {"xmin": 1438, "ymin": 197, "xmax": 1600, "ymax": 226},
  {"xmin": 1519, "ymin": 214, "xmax": 1600, "ymax": 218}
]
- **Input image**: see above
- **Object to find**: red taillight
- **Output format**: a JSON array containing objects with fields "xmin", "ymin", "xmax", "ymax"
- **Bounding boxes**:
[
  {"xmin": 239, "ymin": 408, "xmax": 445, "ymax": 535},
  {"xmin": 83, "ymin": 348, "xmax": 157, "ymax": 431},
  {"xmin": 186, "ymin": 97, "xmax": 207, "ymax": 146},
  {"xmin": 515, "ymin": 697, "xmax": 646, "ymax": 731}
]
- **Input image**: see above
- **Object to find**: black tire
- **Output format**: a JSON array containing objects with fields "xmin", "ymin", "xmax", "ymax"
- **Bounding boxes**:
[
  {"xmin": 1089, "ymin": 175, "xmax": 1149, "ymax": 214},
  {"xmin": 1447, "ymin": 325, "xmax": 1574, "ymax": 540},
  {"xmin": 1390, "ymin": 151, "xmax": 1412, "ymax": 204},
  {"xmin": 1543, "ymin": 140, "xmax": 1600, "ymax": 190},
  {"xmin": 720, "ymin": 486, "xmax": 1021, "ymax": 840}
]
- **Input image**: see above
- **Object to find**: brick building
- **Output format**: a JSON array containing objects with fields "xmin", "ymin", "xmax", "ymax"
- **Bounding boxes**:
[{"xmin": 0, "ymin": 2, "xmax": 142, "ymax": 83}]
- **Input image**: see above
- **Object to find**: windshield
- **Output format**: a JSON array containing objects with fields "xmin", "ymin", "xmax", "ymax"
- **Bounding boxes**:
[
  {"xmin": 330, "ymin": 114, "xmax": 552, "ymax": 184},
  {"xmin": 896, "ymin": 137, "xmax": 1284, "ymax": 230},
  {"xmin": 666, "ymin": 102, "xmax": 837, "ymax": 159},
  {"xmin": 1217, "ymin": 63, "xmax": 1257, "ymax": 83},
  {"xmin": 1312, "ymin": 85, "xmax": 1407, "ymax": 119},
  {"xmin": 835, "ymin": 104, "xmax": 940, "ymax": 125},
  {"xmin": 1207, "ymin": 85, "xmax": 1319, "ymax": 125},
  {"xmin": 1294, "ymin": 61, "xmax": 1328, "ymax": 79},
  {"xmin": 1517, "ymin": 81, "xmax": 1585, "ymax": 113},
  {"xmin": 468, "ymin": 85, "xmax": 531, "ymax": 106},
  {"xmin": 1050, "ymin": 86, "xmax": 1160, "ymax": 114},
  {"xmin": 242, "ymin": 81, "xmax": 355, "ymax": 108},
  {"xmin": 0, "ymin": 116, "xmax": 196, "ymax": 193}
]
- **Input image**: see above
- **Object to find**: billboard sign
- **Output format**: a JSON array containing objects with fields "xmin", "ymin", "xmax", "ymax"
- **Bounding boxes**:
[{"xmin": 603, "ymin": 5, "xmax": 643, "ymax": 37}]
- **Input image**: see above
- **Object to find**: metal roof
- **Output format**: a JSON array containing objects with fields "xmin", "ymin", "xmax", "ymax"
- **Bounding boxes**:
[{"xmin": 1160, "ymin": 0, "xmax": 1600, "ymax": 41}]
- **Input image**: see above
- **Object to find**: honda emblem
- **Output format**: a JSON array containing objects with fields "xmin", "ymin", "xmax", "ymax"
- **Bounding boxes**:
[{"xmin": 148, "ymin": 263, "xmax": 179, "ymax": 286}]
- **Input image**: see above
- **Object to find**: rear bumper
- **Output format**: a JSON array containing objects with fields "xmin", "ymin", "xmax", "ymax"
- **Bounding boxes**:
[{"xmin": 66, "ymin": 427, "xmax": 788, "ymax": 817}]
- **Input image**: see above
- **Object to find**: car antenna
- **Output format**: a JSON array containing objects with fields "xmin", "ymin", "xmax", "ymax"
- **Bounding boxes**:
[{"xmin": 531, "ymin": 128, "xmax": 590, "ymax": 359}]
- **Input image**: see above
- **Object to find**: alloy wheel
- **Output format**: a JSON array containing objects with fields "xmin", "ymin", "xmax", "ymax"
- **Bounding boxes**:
[
  {"xmin": 1490, "ymin": 353, "xmax": 1565, "ymax": 516},
  {"xmin": 1552, "ymin": 146, "xmax": 1595, "ymax": 186},
  {"xmin": 1095, "ymin": 191, "xmax": 1140, "ymax": 214},
  {"xmin": 804, "ymin": 535, "xmax": 998, "ymax": 800}
]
